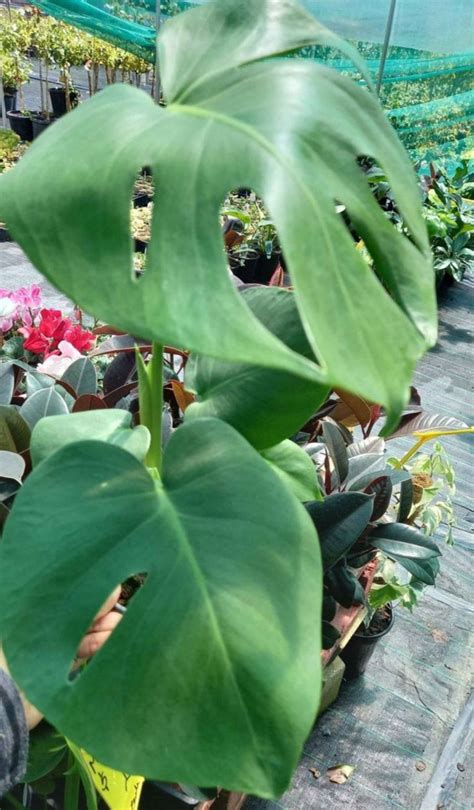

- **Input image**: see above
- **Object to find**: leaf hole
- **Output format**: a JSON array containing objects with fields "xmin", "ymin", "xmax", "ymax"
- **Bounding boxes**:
[
  {"xmin": 221, "ymin": 189, "xmax": 288, "ymax": 287},
  {"xmin": 70, "ymin": 575, "xmax": 147, "ymax": 679},
  {"xmin": 131, "ymin": 168, "xmax": 156, "ymax": 279}
]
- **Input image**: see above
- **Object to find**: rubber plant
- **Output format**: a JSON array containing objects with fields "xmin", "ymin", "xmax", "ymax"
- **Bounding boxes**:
[{"xmin": 0, "ymin": 0, "xmax": 436, "ymax": 799}]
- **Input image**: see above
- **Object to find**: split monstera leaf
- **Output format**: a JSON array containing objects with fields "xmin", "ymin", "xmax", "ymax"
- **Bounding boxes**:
[{"xmin": 0, "ymin": 0, "xmax": 436, "ymax": 798}]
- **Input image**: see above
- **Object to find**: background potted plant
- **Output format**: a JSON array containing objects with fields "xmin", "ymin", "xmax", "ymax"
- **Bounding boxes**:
[
  {"xmin": 0, "ymin": 54, "xmax": 30, "ymax": 113},
  {"xmin": 299, "ymin": 394, "xmax": 471, "ymax": 679},
  {"xmin": 0, "ymin": 6, "xmax": 35, "ymax": 139},
  {"xmin": 48, "ymin": 22, "xmax": 87, "ymax": 115},
  {"xmin": 28, "ymin": 10, "xmax": 56, "ymax": 137}
]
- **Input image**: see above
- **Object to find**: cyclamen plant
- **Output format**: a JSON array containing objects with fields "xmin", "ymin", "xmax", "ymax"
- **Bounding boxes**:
[
  {"xmin": 0, "ymin": 0, "xmax": 437, "ymax": 799},
  {"xmin": 0, "ymin": 284, "xmax": 42, "ymax": 333},
  {"xmin": 1, "ymin": 286, "xmax": 95, "ymax": 375}
]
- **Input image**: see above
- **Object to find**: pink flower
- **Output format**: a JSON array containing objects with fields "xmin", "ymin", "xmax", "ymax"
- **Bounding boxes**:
[
  {"xmin": 0, "ymin": 285, "xmax": 42, "ymax": 334},
  {"xmin": 11, "ymin": 285, "xmax": 42, "ymax": 310},
  {"xmin": 37, "ymin": 341, "xmax": 82, "ymax": 377}
]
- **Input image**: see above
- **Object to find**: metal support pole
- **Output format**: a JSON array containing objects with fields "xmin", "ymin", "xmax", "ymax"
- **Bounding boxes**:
[
  {"xmin": 154, "ymin": 0, "xmax": 161, "ymax": 103},
  {"xmin": 376, "ymin": 0, "xmax": 398, "ymax": 95},
  {"xmin": 0, "ymin": 70, "xmax": 7, "ymax": 129}
]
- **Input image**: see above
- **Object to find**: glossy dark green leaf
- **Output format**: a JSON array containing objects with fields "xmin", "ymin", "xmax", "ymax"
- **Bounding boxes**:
[
  {"xmin": 185, "ymin": 287, "xmax": 329, "ymax": 450},
  {"xmin": 370, "ymin": 523, "xmax": 441, "ymax": 559},
  {"xmin": 0, "ymin": 478, "xmax": 20, "ymax": 503},
  {"xmin": 322, "ymin": 621, "xmax": 341, "ymax": 650},
  {"xmin": 261, "ymin": 440, "xmax": 320, "ymax": 501},
  {"xmin": 61, "ymin": 357, "xmax": 98, "ymax": 396},
  {"xmin": 325, "ymin": 563, "xmax": 363, "ymax": 609},
  {"xmin": 390, "ymin": 553, "xmax": 438, "ymax": 586},
  {"xmin": 322, "ymin": 421, "xmax": 349, "ymax": 486},
  {"xmin": 0, "ymin": 0, "xmax": 436, "ymax": 428},
  {"xmin": 398, "ymin": 477, "xmax": 414, "ymax": 522},
  {"xmin": 346, "ymin": 453, "xmax": 386, "ymax": 491},
  {"xmin": 30, "ymin": 410, "xmax": 151, "ymax": 467},
  {"xmin": 365, "ymin": 476, "xmax": 393, "ymax": 521},
  {"xmin": 20, "ymin": 387, "xmax": 69, "ymax": 429},
  {"xmin": 0, "ymin": 418, "xmax": 321, "ymax": 797},
  {"xmin": 322, "ymin": 592, "xmax": 337, "ymax": 622},
  {"xmin": 305, "ymin": 493, "xmax": 373, "ymax": 570}
]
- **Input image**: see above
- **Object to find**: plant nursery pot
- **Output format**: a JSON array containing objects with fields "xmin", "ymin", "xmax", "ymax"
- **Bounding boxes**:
[
  {"xmin": 133, "ymin": 192, "xmax": 152, "ymax": 208},
  {"xmin": 0, "ymin": 225, "xmax": 12, "ymax": 243},
  {"xmin": 32, "ymin": 114, "xmax": 55, "ymax": 139},
  {"xmin": 340, "ymin": 603, "xmax": 394, "ymax": 680},
  {"xmin": 134, "ymin": 237, "xmax": 148, "ymax": 253},
  {"xmin": 49, "ymin": 87, "xmax": 79, "ymax": 118},
  {"xmin": 229, "ymin": 252, "xmax": 259, "ymax": 284},
  {"xmin": 3, "ymin": 87, "xmax": 17, "ymax": 113},
  {"xmin": 140, "ymin": 782, "xmax": 245, "ymax": 810},
  {"xmin": 254, "ymin": 252, "xmax": 283, "ymax": 285},
  {"xmin": 6, "ymin": 110, "xmax": 34, "ymax": 141},
  {"xmin": 321, "ymin": 557, "xmax": 379, "ymax": 668}
]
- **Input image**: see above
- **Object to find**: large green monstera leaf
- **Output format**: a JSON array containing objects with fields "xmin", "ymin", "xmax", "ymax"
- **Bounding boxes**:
[
  {"xmin": 185, "ymin": 287, "xmax": 329, "ymax": 449},
  {"xmin": 0, "ymin": 419, "xmax": 321, "ymax": 796},
  {"xmin": 0, "ymin": 0, "xmax": 436, "ymax": 428}
]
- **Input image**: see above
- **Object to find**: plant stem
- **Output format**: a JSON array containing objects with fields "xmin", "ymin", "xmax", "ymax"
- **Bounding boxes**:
[
  {"xmin": 4, "ymin": 793, "xmax": 27, "ymax": 810},
  {"xmin": 64, "ymin": 68, "xmax": 71, "ymax": 113},
  {"xmin": 63, "ymin": 750, "xmax": 80, "ymax": 810},
  {"xmin": 137, "ymin": 342, "xmax": 164, "ymax": 473},
  {"xmin": 393, "ymin": 427, "xmax": 474, "ymax": 469},
  {"xmin": 394, "ymin": 437, "xmax": 424, "ymax": 469}
]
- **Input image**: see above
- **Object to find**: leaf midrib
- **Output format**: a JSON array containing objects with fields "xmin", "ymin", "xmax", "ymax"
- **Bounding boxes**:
[
  {"xmin": 159, "ymin": 481, "xmax": 267, "ymax": 778},
  {"xmin": 166, "ymin": 97, "xmax": 388, "ymax": 390}
]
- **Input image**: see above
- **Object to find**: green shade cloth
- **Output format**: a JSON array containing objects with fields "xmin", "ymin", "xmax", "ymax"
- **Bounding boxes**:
[{"xmin": 30, "ymin": 0, "xmax": 474, "ymax": 164}]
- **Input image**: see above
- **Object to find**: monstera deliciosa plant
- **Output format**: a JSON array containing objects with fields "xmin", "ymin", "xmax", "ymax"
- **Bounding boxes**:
[{"xmin": 0, "ymin": 0, "xmax": 436, "ymax": 799}]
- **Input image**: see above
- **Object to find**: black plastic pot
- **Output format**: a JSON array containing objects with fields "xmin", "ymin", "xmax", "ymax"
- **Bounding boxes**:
[
  {"xmin": 254, "ymin": 252, "xmax": 283, "ymax": 284},
  {"xmin": 0, "ymin": 226, "xmax": 12, "ymax": 243},
  {"xmin": 340, "ymin": 604, "xmax": 394, "ymax": 679},
  {"xmin": 135, "ymin": 237, "xmax": 148, "ymax": 253},
  {"xmin": 6, "ymin": 110, "xmax": 34, "ymax": 141},
  {"xmin": 134, "ymin": 192, "xmax": 152, "ymax": 208},
  {"xmin": 3, "ymin": 86, "xmax": 17, "ymax": 113},
  {"xmin": 49, "ymin": 87, "xmax": 79, "ymax": 117},
  {"xmin": 229, "ymin": 251, "xmax": 259, "ymax": 283},
  {"xmin": 32, "ymin": 115, "xmax": 55, "ymax": 139}
]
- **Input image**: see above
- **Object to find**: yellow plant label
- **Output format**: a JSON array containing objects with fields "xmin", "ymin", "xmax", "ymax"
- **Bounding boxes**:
[{"xmin": 80, "ymin": 750, "xmax": 144, "ymax": 810}]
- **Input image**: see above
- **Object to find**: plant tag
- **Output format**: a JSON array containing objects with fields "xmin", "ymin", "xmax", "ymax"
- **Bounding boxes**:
[{"xmin": 80, "ymin": 750, "xmax": 144, "ymax": 810}]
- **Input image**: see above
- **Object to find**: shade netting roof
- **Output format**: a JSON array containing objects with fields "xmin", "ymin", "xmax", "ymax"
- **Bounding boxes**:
[{"xmin": 30, "ymin": 0, "xmax": 474, "ymax": 165}]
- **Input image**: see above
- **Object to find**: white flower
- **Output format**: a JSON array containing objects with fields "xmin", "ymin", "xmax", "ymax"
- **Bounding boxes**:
[{"xmin": 37, "ymin": 340, "xmax": 82, "ymax": 378}]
